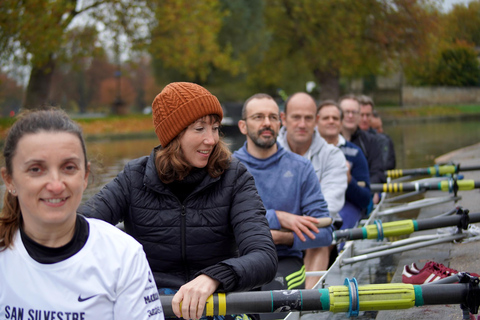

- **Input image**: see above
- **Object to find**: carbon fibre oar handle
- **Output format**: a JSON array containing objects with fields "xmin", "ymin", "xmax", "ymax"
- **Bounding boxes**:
[
  {"xmin": 159, "ymin": 283, "xmax": 474, "ymax": 317},
  {"xmin": 386, "ymin": 164, "xmax": 480, "ymax": 178},
  {"xmin": 370, "ymin": 180, "xmax": 480, "ymax": 193}
]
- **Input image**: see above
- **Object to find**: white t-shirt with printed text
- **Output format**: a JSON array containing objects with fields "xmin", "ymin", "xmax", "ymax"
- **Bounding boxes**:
[{"xmin": 0, "ymin": 218, "xmax": 164, "ymax": 320}]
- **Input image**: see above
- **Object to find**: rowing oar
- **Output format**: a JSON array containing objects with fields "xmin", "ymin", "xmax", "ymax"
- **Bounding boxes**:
[
  {"xmin": 333, "ymin": 209, "xmax": 480, "ymax": 242},
  {"xmin": 370, "ymin": 179, "xmax": 480, "ymax": 193},
  {"xmin": 159, "ymin": 277, "xmax": 480, "ymax": 317},
  {"xmin": 386, "ymin": 164, "xmax": 480, "ymax": 178}
]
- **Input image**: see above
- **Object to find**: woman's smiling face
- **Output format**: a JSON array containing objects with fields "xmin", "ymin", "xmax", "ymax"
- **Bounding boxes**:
[
  {"xmin": 2, "ymin": 131, "xmax": 89, "ymax": 232},
  {"xmin": 179, "ymin": 116, "xmax": 220, "ymax": 168}
]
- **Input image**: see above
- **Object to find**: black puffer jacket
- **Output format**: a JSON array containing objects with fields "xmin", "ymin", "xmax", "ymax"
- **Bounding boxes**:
[
  {"xmin": 79, "ymin": 147, "xmax": 277, "ymax": 292},
  {"xmin": 350, "ymin": 128, "xmax": 386, "ymax": 184}
]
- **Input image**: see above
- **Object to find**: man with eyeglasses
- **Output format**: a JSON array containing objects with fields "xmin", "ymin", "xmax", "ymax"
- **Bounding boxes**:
[
  {"xmin": 339, "ymin": 94, "xmax": 385, "ymax": 206},
  {"xmin": 276, "ymin": 92, "xmax": 347, "ymax": 289},
  {"xmin": 233, "ymin": 93, "xmax": 332, "ymax": 302}
]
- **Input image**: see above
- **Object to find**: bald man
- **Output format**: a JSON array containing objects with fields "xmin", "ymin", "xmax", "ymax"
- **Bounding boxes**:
[{"xmin": 278, "ymin": 92, "xmax": 347, "ymax": 288}]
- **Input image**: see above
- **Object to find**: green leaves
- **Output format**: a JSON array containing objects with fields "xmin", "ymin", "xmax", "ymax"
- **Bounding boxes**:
[{"xmin": 148, "ymin": 0, "xmax": 241, "ymax": 81}]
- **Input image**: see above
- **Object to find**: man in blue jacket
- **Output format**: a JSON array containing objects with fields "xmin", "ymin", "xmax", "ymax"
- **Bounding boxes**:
[
  {"xmin": 233, "ymin": 93, "xmax": 333, "ymax": 294},
  {"xmin": 317, "ymin": 100, "xmax": 371, "ymax": 233}
]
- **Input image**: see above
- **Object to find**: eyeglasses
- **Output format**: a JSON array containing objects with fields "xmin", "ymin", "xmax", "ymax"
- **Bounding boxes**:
[
  {"xmin": 344, "ymin": 110, "xmax": 359, "ymax": 116},
  {"xmin": 244, "ymin": 114, "xmax": 280, "ymax": 123}
]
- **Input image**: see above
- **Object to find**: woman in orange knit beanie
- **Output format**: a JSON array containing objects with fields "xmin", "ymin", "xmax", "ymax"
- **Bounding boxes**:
[{"xmin": 79, "ymin": 82, "xmax": 278, "ymax": 320}]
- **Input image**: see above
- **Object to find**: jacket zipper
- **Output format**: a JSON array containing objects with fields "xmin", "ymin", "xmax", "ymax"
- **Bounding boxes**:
[
  {"xmin": 180, "ymin": 204, "xmax": 189, "ymax": 281},
  {"xmin": 174, "ymin": 180, "xmax": 219, "ymax": 283}
]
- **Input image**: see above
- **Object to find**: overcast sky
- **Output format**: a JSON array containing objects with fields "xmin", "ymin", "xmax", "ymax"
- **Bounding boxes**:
[{"xmin": 442, "ymin": 0, "xmax": 473, "ymax": 11}]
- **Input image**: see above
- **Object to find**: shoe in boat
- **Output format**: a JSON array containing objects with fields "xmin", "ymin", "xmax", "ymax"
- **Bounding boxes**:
[
  {"xmin": 409, "ymin": 261, "xmax": 457, "ymax": 275},
  {"xmin": 403, "ymin": 261, "xmax": 479, "ymax": 284},
  {"xmin": 402, "ymin": 264, "xmax": 452, "ymax": 284}
]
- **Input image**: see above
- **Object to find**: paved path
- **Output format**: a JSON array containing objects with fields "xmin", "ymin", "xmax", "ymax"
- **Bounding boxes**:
[{"xmin": 376, "ymin": 143, "xmax": 480, "ymax": 320}]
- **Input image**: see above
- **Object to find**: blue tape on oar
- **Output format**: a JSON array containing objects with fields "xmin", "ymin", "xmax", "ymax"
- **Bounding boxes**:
[
  {"xmin": 374, "ymin": 219, "xmax": 384, "ymax": 241},
  {"xmin": 434, "ymin": 164, "xmax": 440, "ymax": 177},
  {"xmin": 344, "ymin": 277, "xmax": 359, "ymax": 317}
]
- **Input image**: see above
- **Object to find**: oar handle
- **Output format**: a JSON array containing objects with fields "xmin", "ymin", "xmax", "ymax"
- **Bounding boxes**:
[
  {"xmin": 370, "ymin": 180, "xmax": 479, "ymax": 193},
  {"xmin": 386, "ymin": 165, "xmax": 457, "ymax": 178},
  {"xmin": 386, "ymin": 164, "xmax": 480, "ymax": 178},
  {"xmin": 159, "ymin": 283, "xmax": 473, "ymax": 317}
]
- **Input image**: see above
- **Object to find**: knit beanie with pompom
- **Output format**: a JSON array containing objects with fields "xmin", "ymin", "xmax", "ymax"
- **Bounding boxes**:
[{"xmin": 152, "ymin": 82, "xmax": 223, "ymax": 146}]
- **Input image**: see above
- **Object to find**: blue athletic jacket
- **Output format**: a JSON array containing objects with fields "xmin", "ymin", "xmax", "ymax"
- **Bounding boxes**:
[{"xmin": 233, "ymin": 142, "xmax": 333, "ymax": 259}]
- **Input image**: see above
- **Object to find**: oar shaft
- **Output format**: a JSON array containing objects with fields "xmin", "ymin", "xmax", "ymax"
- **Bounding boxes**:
[
  {"xmin": 386, "ymin": 167, "xmax": 437, "ymax": 178},
  {"xmin": 416, "ymin": 211, "xmax": 480, "ymax": 230},
  {"xmin": 370, "ymin": 180, "xmax": 479, "ymax": 193},
  {"xmin": 387, "ymin": 165, "xmax": 480, "ymax": 178},
  {"xmin": 159, "ymin": 284, "xmax": 472, "ymax": 317},
  {"xmin": 334, "ymin": 212, "xmax": 480, "ymax": 242}
]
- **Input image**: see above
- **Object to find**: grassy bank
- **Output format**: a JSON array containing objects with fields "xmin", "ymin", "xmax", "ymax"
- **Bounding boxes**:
[
  {"xmin": 0, "ymin": 105, "xmax": 479, "ymax": 138},
  {"xmin": 0, "ymin": 114, "xmax": 155, "ymax": 138},
  {"xmin": 378, "ymin": 105, "xmax": 480, "ymax": 120}
]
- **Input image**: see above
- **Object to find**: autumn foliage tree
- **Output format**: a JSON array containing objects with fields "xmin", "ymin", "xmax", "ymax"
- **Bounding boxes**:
[
  {"xmin": 49, "ymin": 55, "xmax": 117, "ymax": 113},
  {"xmin": 0, "ymin": 0, "xmax": 151, "ymax": 110},
  {"xmin": 444, "ymin": 0, "xmax": 480, "ymax": 46},
  {"xmin": 148, "ymin": 0, "xmax": 241, "ymax": 82},
  {"xmin": 249, "ymin": 0, "xmax": 441, "ymax": 100},
  {"xmin": 404, "ymin": 1, "xmax": 480, "ymax": 86}
]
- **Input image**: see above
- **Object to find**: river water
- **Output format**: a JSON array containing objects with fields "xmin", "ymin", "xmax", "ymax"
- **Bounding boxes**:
[{"xmin": 81, "ymin": 118, "xmax": 480, "ymax": 203}]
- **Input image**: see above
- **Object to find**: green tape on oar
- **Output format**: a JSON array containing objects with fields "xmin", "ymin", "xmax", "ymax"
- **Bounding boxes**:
[
  {"xmin": 413, "ymin": 220, "xmax": 419, "ymax": 231},
  {"xmin": 319, "ymin": 289, "xmax": 330, "ymax": 310},
  {"xmin": 414, "ymin": 286, "xmax": 424, "ymax": 307}
]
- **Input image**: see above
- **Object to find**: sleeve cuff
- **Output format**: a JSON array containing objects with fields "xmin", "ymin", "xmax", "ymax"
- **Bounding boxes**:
[{"xmin": 197, "ymin": 264, "xmax": 238, "ymax": 292}]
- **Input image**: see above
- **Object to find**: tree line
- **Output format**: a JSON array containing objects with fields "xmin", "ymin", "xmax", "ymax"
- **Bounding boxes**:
[{"xmin": 1, "ymin": 0, "xmax": 480, "ymax": 115}]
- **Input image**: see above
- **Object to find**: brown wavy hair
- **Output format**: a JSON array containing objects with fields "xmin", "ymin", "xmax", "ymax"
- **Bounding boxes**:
[
  {"xmin": 0, "ymin": 108, "xmax": 88, "ymax": 250},
  {"xmin": 155, "ymin": 114, "xmax": 231, "ymax": 184}
]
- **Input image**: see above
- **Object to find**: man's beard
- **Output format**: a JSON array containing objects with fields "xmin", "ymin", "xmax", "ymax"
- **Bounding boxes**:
[{"xmin": 247, "ymin": 127, "xmax": 277, "ymax": 149}]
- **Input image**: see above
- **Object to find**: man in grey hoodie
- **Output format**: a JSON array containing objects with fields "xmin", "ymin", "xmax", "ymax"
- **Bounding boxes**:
[{"xmin": 278, "ymin": 92, "xmax": 348, "ymax": 289}]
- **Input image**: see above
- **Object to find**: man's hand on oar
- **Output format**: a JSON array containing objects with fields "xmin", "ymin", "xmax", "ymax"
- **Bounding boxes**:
[{"xmin": 276, "ymin": 210, "xmax": 332, "ymax": 241}]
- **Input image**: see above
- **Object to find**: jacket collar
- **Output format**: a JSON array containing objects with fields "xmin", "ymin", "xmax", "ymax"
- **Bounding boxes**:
[{"xmin": 144, "ymin": 145, "xmax": 220, "ymax": 196}]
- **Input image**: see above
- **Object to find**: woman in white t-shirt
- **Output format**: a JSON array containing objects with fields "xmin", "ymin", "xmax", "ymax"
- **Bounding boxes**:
[{"xmin": 0, "ymin": 108, "xmax": 164, "ymax": 320}]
